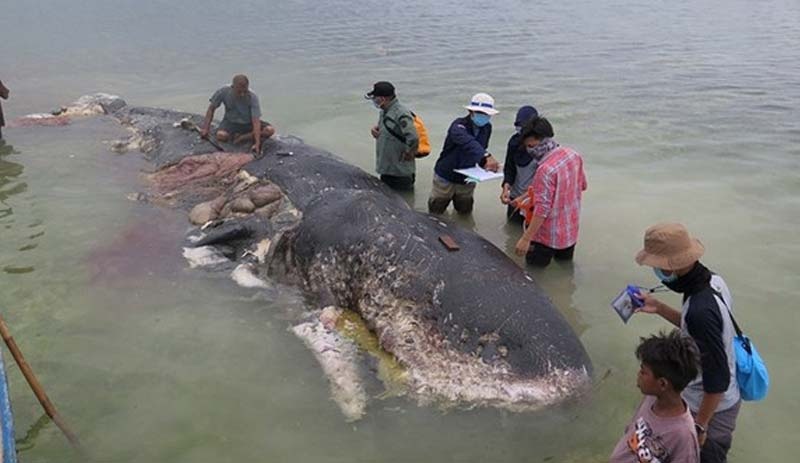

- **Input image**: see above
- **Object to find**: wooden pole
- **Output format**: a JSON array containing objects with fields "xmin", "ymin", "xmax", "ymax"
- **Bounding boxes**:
[{"xmin": 0, "ymin": 314, "xmax": 82, "ymax": 450}]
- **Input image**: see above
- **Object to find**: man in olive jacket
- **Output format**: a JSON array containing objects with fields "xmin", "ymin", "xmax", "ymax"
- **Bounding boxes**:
[{"xmin": 366, "ymin": 81, "xmax": 419, "ymax": 191}]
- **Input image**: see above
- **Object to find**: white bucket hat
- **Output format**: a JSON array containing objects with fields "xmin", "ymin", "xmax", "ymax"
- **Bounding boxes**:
[{"xmin": 464, "ymin": 93, "xmax": 499, "ymax": 115}]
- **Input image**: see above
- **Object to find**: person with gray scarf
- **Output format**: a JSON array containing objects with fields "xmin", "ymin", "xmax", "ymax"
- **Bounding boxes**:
[{"xmin": 514, "ymin": 117, "xmax": 587, "ymax": 267}]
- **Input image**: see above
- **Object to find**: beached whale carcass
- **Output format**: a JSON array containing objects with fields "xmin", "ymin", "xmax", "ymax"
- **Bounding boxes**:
[
  {"xmin": 244, "ymin": 148, "xmax": 593, "ymax": 408},
  {"xmin": 17, "ymin": 95, "xmax": 593, "ymax": 419}
]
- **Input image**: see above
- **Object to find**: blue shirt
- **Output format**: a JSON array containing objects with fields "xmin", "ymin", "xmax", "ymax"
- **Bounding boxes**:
[{"xmin": 433, "ymin": 115, "xmax": 492, "ymax": 184}]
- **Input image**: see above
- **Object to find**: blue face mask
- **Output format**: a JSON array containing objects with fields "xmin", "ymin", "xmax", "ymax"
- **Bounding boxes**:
[
  {"xmin": 472, "ymin": 113, "xmax": 491, "ymax": 127},
  {"xmin": 514, "ymin": 126, "xmax": 522, "ymax": 134},
  {"xmin": 372, "ymin": 98, "xmax": 382, "ymax": 109},
  {"xmin": 653, "ymin": 268, "xmax": 678, "ymax": 283}
]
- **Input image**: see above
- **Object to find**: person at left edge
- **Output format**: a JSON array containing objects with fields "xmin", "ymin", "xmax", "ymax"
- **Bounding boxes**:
[
  {"xmin": 428, "ymin": 93, "xmax": 501, "ymax": 214},
  {"xmin": 0, "ymin": 80, "xmax": 8, "ymax": 140},
  {"xmin": 200, "ymin": 74, "xmax": 275, "ymax": 153},
  {"xmin": 367, "ymin": 81, "xmax": 419, "ymax": 191}
]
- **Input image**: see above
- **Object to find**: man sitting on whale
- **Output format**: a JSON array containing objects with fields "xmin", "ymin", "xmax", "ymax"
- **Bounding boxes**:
[{"xmin": 200, "ymin": 74, "xmax": 275, "ymax": 153}]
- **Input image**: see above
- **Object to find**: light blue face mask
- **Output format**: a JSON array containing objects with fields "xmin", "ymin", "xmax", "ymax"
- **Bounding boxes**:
[
  {"xmin": 514, "ymin": 126, "xmax": 522, "ymax": 134},
  {"xmin": 372, "ymin": 98, "xmax": 382, "ymax": 109},
  {"xmin": 653, "ymin": 268, "xmax": 678, "ymax": 283},
  {"xmin": 472, "ymin": 113, "xmax": 491, "ymax": 127}
]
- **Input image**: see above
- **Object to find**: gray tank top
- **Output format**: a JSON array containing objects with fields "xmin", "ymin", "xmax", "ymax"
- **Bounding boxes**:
[{"xmin": 510, "ymin": 160, "xmax": 539, "ymax": 199}]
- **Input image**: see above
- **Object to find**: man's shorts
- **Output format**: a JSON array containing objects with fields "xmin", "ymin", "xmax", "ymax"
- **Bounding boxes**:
[{"xmin": 217, "ymin": 119, "xmax": 271, "ymax": 137}]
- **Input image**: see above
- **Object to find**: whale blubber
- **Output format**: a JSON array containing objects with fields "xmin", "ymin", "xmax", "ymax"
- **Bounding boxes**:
[{"xmin": 335, "ymin": 309, "xmax": 407, "ymax": 398}]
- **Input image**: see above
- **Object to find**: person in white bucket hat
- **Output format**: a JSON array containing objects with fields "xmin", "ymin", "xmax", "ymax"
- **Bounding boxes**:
[
  {"xmin": 463, "ymin": 92, "xmax": 499, "ymax": 115},
  {"xmin": 429, "ymin": 93, "xmax": 500, "ymax": 214}
]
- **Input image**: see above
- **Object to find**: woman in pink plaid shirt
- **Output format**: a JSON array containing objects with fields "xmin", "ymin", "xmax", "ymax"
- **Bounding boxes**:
[{"xmin": 513, "ymin": 117, "xmax": 587, "ymax": 267}]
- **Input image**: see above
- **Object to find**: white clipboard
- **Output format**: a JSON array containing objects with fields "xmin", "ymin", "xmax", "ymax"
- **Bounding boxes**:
[{"xmin": 454, "ymin": 165, "xmax": 504, "ymax": 183}]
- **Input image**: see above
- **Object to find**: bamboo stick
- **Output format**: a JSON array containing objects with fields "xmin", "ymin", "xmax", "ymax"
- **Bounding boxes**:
[{"xmin": 0, "ymin": 315, "xmax": 82, "ymax": 450}]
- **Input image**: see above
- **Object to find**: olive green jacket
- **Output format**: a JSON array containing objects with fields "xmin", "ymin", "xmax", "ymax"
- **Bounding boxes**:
[{"xmin": 375, "ymin": 98, "xmax": 418, "ymax": 177}]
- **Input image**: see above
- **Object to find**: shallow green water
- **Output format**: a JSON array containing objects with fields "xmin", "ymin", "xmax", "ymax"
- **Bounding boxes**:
[{"xmin": 2, "ymin": 0, "xmax": 799, "ymax": 461}]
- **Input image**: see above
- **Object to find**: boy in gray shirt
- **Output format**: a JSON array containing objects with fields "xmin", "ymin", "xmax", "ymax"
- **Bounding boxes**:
[
  {"xmin": 200, "ymin": 74, "xmax": 275, "ymax": 153},
  {"xmin": 610, "ymin": 330, "xmax": 701, "ymax": 463}
]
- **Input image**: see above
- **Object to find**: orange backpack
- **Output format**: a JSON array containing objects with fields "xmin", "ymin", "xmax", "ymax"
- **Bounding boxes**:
[
  {"xmin": 383, "ymin": 111, "xmax": 431, "ymax": 158},
  {"xmin": 411, "ymin": 112, "xmax": 431, "ymax": 158}
]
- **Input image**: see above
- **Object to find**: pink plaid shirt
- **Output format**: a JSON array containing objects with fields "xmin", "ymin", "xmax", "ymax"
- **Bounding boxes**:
[{"xmin": 526, "ymin": 146, "xmax": 587, "ymax": 249}]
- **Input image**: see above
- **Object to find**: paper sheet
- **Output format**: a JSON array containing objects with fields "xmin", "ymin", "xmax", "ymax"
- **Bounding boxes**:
[{"xmin": 453, "ymin": 165, "xmax": 504, "ymax": 183}]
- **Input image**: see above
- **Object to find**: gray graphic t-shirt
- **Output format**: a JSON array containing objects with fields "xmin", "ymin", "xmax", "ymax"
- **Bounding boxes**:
[
  {"xmin": 610, "ymin": 396, "xmax": 699, "ymax": 463},
  {"xmin": 210, "ymin": 86, "xmax": 262, "ymax": 125}
]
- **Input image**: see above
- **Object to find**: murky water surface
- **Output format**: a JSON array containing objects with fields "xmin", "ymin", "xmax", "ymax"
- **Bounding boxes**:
[{"xmin": 1, "ymin": 0, "xmax": 799, "ymax": 461}]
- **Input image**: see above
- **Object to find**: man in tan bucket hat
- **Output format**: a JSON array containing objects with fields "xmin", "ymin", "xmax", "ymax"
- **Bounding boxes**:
[
  {"xmin": 634, "ymin": 223, "xmax": 741, "ymax": 463},
  {"xmin": 635, "ymin": 222, "xmax": 705, "ymax": 271}
]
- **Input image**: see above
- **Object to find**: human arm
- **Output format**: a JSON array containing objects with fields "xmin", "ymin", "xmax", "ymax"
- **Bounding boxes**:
[
  {"xmin": 202, "ymin": 88, "xmax": 226, "ymax": 138},
  {"xmin": 371, "ymin": 111, "xmax": 381, "ymax": 139},
  {"xmin": 515, "ymin": 214, "xmax": 545, "ymax": 255},
  {"xmin": 503, "ymin": 136, "xmax": 518, "ymax": 187},
  {"xmin": 482, "ymin": 154, "xmax": 500, "ymax": 172},
  {"xmin": 249, "ymin": 93, "xmax": 263, "ymax": 152},
  {"xmin": 251, "ymin": 117, "xmax": 261, "ymax": 153},
  {"xmin": 636, "ymin": 292, "xmax": 682, "ymax": 327},
  {"xmin": 501, "ymin": 137, "xmax": 519, "ymax": 203},
  {"xmin": 0, "ymin": 81, "xmax": 8, "ymax": 100},
  {"xmin": 684, "ymin": 298, "xmax": 732, "ymax": 445},
  {"xmin": 579, "ymin": 157, "xmax": 587, "ymax": 191},
  {"xmin": 478, "ymin": 124, "xmax": 499, "ymax": 171},
  {"xmin": 513, "ymin": 168, "xmax": 554, "ymax": 254},
  {"xmin": 447, "ymin": 121, "xmax": 491, "ymax": 167},
  {"xmin": 200, "ymin": 105, "xmax": 216, "ymax": 138},
  {"xmin": 500, "ymin": 183, "xmax": 511, "ymax": 204},
  {"xmin": 694, "ymin": 392, "xmax": 724, "ymax": 446}
]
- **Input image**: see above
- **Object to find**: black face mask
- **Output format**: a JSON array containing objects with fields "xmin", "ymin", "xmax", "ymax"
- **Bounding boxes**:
[{"xmin": 663, "ymin": 262, "xmax": 711, "ymax": 295}]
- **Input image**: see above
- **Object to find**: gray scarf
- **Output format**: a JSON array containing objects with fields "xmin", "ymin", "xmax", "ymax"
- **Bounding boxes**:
[{"xmin": 530, "ymin": 138, "xmax": 559, "ymax": 159}]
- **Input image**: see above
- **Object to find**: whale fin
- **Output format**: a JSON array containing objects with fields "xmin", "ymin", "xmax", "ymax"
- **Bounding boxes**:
[{"xmin": 291, "ymin": 310, "xmax": 368, "ymax": 422}]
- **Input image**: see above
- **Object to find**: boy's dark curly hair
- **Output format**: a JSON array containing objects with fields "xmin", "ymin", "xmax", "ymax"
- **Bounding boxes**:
[{"xmin": 636, "ymin": 329, "xmax": 701, "ymax": 391}]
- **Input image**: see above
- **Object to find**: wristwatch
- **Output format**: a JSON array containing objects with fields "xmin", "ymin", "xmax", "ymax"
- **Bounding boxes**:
[{"xmin": 694, "ymin": 422, "xmax": 707, "ymax": 435}]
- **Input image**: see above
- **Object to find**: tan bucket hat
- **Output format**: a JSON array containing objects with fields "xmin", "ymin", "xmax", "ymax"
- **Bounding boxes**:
[{"xmin": 635, "ymin": 223, "xmax": 705, "ymax": 270}]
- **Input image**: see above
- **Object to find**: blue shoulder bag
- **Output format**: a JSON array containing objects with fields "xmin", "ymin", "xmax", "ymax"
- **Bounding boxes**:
[{"xmin": 714, "ymin": 291, "xmax": 770, "ymax": 401}]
